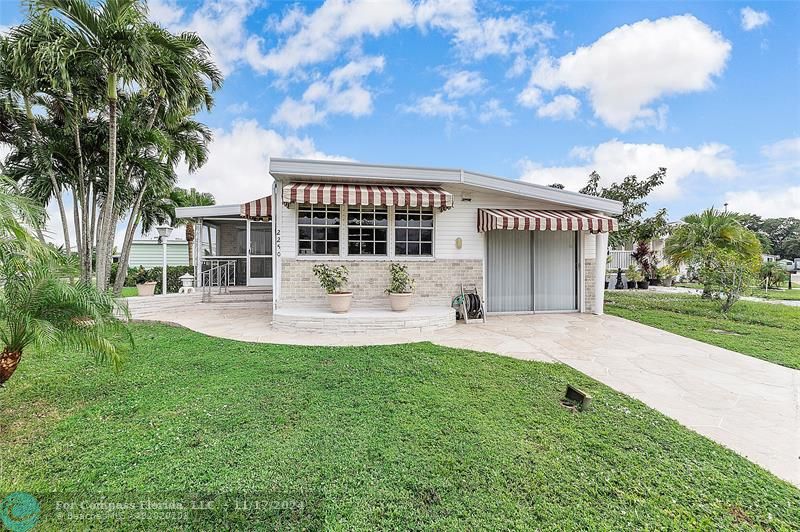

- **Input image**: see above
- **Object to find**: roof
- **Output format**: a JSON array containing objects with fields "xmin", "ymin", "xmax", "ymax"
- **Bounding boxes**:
[{"xmin": 270, "ymin": 158, "xmax": 623, "ymax": 215}]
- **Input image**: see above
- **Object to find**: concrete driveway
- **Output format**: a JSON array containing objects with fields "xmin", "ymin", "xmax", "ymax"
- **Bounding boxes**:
[{"xmin": 127, "ymin": 297, "xmax": 799, "ymax": 487}]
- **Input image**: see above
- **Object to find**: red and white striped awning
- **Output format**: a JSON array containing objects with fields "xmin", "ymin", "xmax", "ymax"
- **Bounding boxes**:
[
  {"xmin": 282, "ymin": 183, "xmax": 453, "ymax": 211},
  {"xmin": 477, "ymin": 209, "xmax": 618, "ymax": 233},
  {"xmin": 240, "ymin": 195, "xmax": 272, "ymax": 219}
]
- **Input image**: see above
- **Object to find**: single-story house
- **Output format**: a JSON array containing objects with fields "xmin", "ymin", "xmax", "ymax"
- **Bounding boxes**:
[
  {"xmin": 175, "ymin": 158, "xmax": 622, "ymax": 319},
  {"xmin": 114, "ymin": 239, "xmax": 189, "ymax": 268}
]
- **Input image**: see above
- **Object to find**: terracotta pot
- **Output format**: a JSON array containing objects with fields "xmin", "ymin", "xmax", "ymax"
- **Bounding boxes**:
[
  {"xmin": 388, "ymin": 292, "xmax": 413, "ymax": 312},
  {"xmin": 637, "ymin": 280, "xmax": 650, "ymax": 290},
  {"xmin": 136, "ymin": 281, "xmax": 157, "ymax": 297},
  {"xmin": 327, "ymin": 292, "xmax": 353, "ymax": 313}
]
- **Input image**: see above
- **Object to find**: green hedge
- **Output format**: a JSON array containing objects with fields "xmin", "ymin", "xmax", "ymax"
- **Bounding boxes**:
[{"xmin": 126, "ymin": 265, "xmax": 194, "ymax": 294}]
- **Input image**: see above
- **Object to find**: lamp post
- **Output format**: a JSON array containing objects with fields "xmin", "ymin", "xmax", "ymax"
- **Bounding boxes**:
[{"xmin": 156, "ymin": 226, "xmax": 173, "ymax": 295}]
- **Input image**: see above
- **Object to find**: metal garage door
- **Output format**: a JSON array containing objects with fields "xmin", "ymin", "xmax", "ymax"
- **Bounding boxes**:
[{"xmin": 486, "ymin": 231, "xmax": 578, "ymax": 313}]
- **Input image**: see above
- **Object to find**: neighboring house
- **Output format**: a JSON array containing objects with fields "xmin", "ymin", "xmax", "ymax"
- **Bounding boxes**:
[
  {"xmin": 608, "ymin": 221, "xmax": 687, "ymax": 278},
  {"xmin": 117, "ymin": 239, "xmax": 190, "ymax": 269},
  {"xmin": 762, "ymin": 254, "xmax": 780, "ymax": 263},
  {"xmin": 175, "ymin": 158, "xmax": 622, "ymax": 315}
]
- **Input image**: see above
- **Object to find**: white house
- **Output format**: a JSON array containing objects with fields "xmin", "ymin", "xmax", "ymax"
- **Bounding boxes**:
[
  {"xmin": 117, "ymin": 239, "xmax": 189, "ymax": 268},
  {"xmin": 175, "ymin": 159, "xmax": 622, "ymax": 325}
]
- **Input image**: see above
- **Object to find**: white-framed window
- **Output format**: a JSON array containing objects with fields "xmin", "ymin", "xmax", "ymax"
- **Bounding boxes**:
[
  {"xmin": 347, "ymin": 206, "xmax": 388, "ymax": 256},
  {"xmin": 395, "ymin": 207, "xmax": 434, "ymax": 256},
  {"xmin": 297, "ymin": 205, "xmax": 340, "ymax": 255}
]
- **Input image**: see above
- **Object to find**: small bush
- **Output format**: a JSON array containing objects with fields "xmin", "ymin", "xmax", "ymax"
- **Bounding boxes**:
[
  {"xmin": 129, "ymin": 265, "xmax": 194, "ymax": 294},
  {"xmin": 386, "ymin": 263, "xmax": 415, "ymax": 294},
  {"xmin": 312, "ymin": 264, "xmax": 349, "ymax": 294}
]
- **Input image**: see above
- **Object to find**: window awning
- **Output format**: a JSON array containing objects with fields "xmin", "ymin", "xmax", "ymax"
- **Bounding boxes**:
[
  {"xmin": 477, "ymin": 209, "xmax": 618, "ymax": 233},
  {"xmin": 240, "ymin": 195, "xmax": 272, "ymax": 220},
  {"xmin": 282, "ymin": 183, "xmax": 453, "ymax": 211}
]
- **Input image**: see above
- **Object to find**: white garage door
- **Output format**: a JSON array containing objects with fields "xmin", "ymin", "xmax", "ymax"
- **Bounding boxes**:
[{"xmin": 486, "ymin": 231, "xmax": 578, "ymax": 313}]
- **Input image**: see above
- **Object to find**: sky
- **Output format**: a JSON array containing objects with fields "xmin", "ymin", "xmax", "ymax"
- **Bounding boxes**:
[{"xmin": 1, "ymin": 0, "xmax": 799, "ymax": 245}]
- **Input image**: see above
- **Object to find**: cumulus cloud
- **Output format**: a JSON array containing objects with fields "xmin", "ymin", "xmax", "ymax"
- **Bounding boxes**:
[
  {"xmin": 522, "ymin": 15, "xmax": 731, "ymax": 131},
  {"xmin": 516, "ymin": 86, "xmax": 542, "ymax": 108},
  {"xmin": 478, "ymin": 99, "xmax": 512, "ymax": 125},
  {"xmin": 442, "ymin": 70, "xmax": 486, "ymax": 98},
  {"xmin": 518, "ymin": 140, "xmax": 741, "ymax": 199},
  {"xmin": 724, "ymin": 187, "xmax": 800, "ymax": 218},
  {"xmin": 271, "ymin": 56, "xmax": 385, "ymax": 128},
  {"xmin": 536, "ymin": 94, "xmax": 580, "ymax": 120},
  {"xmin": 740, "ymin": 7, "xmax": 770, "ymax": 31},
  {"xmin": 148, "ymin": 0, "xmax": 185, "ymax": 26},
  {"xmin": 174, "ymin": 120, "xmax": 351, "ymax": 205},
  {"xmin": 760, "ymin": 137, "xmax": 800, "ymax": 162},
  {"xmin": 400, "ymin": 93, "xmax": 464, "ymax": 118}
]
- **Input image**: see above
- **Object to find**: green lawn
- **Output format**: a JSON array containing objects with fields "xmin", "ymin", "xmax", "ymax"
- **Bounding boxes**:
[
  {"xmin": 120, "ymin": 286, "xmax": 138, "ymax": 297},
  {"xmin": 752, "ymin": 288, "xmax": 800, "ymax": 301},
  {"xmin": 1, "ymin": 324, "xmax": 798, "ymax": 530},
  {"xmin": 605, "ymin": 291, "xmax": 800, "ymax": 369}
]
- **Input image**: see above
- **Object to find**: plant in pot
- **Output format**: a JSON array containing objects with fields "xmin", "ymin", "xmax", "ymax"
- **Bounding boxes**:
[
  {"xmin": 312, "ymin": 264, "xmax": 352, "ymax": 313},
  {"xmin": 632, "ymin": 241, "xmax": 655, "ymax": 289},
  {"xmin": 625, "ymin": 264, "xmax": 639, "ymax": 289},
  {"xmin": 385, "ymin": 263, "xmax": 415, "ymax": 311},
  {"xmin": 134, "ymin": 266, "xmax": 157, "ymax": 296},
  {"xmin": 658, "ymin": 265, "xmax": 677, "ymax": 287}
]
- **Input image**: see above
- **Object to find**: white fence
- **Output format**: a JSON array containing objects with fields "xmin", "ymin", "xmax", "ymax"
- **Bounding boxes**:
[{"xmin": 609, "ymin": 250, "xmax": 634, "ymax": 271}]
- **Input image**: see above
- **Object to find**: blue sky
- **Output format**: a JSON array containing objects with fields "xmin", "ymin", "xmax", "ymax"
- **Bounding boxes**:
[{"xmin": 2, "ymin": 0, "xmax": 799, "ymax": 236}]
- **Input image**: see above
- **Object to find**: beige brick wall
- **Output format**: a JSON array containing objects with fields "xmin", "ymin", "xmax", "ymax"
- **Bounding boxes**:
[
  {"xmin": 280, "ymin": 259, "xmax": 483, "ymax": 308},
  {"xmin": 584, "ymin": 257, "xmax": 596, "ymax": 312}
]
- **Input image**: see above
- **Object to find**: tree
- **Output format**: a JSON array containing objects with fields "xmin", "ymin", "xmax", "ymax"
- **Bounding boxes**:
[
  {"xmin": 701, "ymin": 246, "xmax": 759, "ymax": 313},
  {"xmin": 734, "ymin": 214, "xmax": 800, "ymax": 259},
  {"xmin": 40, "ymin": 0, "xmax": 152, "ymax": 290},
  {"xmin": 172, "ymin": 187, "xmax": 215, "ymax": 265},
  {"xmin": 0, "ymin": 176, "xmax": 131, "ymax": 386},
  {"xmin": 760, "ymin": 261, "xmax": 788, "ymax": 289},
  {"xmin": 665, "ymin": 208, "xmax": 762, "ymax": 298},
  {"xmin": 577, "ymin": 168, "xmax": 669, "ymax": 248}
]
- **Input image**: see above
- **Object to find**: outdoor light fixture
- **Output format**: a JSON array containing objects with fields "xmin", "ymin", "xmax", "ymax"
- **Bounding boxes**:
[
  {"xmin": 156, "ymin": 226, "xmax": 173, "ymax": 295},
  {"xmin": 456, "ymin": 237, "xmax": 463, "ymax": 249},
  {"xmin": 562, "ymin": 384, "xmax": 592, "ymax": 412}
]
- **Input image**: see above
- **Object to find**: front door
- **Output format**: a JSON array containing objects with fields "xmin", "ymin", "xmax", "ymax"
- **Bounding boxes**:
[{"xmin": 248, "ymin": 221, "xmax": 272, "ymax": 287}]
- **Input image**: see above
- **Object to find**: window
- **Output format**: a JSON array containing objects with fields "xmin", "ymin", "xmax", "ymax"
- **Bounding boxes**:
[
  {"xmin": 298, "ymin": 205, "xmax": 340, "ymax": 255},
  {"xmin": 348, "ymin": 206, "xmax": 388, "ymax": 255},
  {"xmin": 395, "ymin": 207, "xmax": 433, "ymax": 256}
]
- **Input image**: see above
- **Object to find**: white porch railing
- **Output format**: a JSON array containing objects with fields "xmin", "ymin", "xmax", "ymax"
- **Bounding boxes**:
[
  {"xmin": 201, "ymin": 259, "xmax": 236, "ymax": 302},
  {"xmin": 609, "ymin": 250, "xmax": 634, "ymax": 270}
]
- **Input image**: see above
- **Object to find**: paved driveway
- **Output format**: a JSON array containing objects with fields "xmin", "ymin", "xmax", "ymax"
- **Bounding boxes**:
[{"xmin": 127, "ymin": 297, "xmax": 799, "ymax": 487}]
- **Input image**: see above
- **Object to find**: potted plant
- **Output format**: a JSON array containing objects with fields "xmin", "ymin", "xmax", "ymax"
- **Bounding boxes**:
[
  {"xmin": 385, "ymin": 263, "xmax": 415, "ymax": 311},
  {"xmin": 658, "ymin": 265, "xmax": 677, "ymax": 287},
  {"xmin": 312, "ymin": 264, "xmax": 352, "ymax": 313},
  {"xmin": 134, "ymin": 266, "xmax": 157, "ymax": 297},
  {"xmin": 625, "ymin": 264, "xmax": 639, "ymax": 289}
]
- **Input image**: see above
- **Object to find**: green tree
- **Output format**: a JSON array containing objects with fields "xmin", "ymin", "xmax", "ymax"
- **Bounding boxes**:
[
  {"xmin": 701, "ymin": 246, "xmax": 760, "ymax": 313},
  {"xmin": 760, "ymin": 261, "xmax": 788, "ymax": 289},
  {"xmin": 665, "ymin": 208, "xmax": 763, "ymax": 298},
  {"xmin": 172, "ymin": 187, "xmax": 215, "ymax": 266}
]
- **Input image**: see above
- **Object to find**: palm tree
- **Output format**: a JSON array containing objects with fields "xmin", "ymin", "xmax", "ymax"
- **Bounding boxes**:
[
  {"xmin": 665, "ymin": 208, "xmax": 762, "ymax": 297},
  {"xmin": 0, "ymin": 175, "xmax": 130, "ymax": 386},
  {"xmin": 173, "ymin": 187, "xmax": 215, "ymax": 265},
  {"xmin": 39, "ymin": 0, "xmax": 152, "ymax": 291}
]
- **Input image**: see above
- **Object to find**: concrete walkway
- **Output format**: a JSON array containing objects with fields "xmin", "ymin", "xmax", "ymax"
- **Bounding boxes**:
[{"xmin": 125, "ymin": 296, "xmax": 800, "ymax": 487}]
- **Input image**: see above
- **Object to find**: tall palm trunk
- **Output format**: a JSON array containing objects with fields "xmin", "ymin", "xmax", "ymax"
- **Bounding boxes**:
[
  {"xmin": 113, "ymin": 183, "xmax": 147, "ymax": 295},
  {"xmin": 74, "ymin": 119, "xmax": 92, "ymax": 282},
  {"xmin": 25, "ymin": 97, "xmax": 72, "ymax": 255},
  {"xmin": 96, "ymin": 77, "xmax": 118, "ymax": 291},
  {"xmin": 0, "ymin": 348, "xmax": 23, "ymax": 386},
  {"xmin": 186, "ymin": 221, "xmax": 195, "ymax": 265}
]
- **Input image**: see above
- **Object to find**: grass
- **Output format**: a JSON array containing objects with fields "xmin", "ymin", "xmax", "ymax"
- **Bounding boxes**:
[
  {"xmin": 2, "ymin": 324, "xmax": 798, "ymax": 530},
  {"xmin": 605, "ymin": 291, "xmax": 800, "ymax": 369},
  {"xmin": 120, "ymin": 286, "xmax": 138, "ymax": 297},
  {"xmin": 673, "ymin": 281, "xmax": 800, "ymax": 300}
]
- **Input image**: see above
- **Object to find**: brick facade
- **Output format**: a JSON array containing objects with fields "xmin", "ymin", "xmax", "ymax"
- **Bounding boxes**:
[
  {"xmin": 279, "ymin": 259, "xmax": 483, "ymax": 308},
  {"xmin": 583, "ymin": 257, "xmax": 596, "ymax": 312}
]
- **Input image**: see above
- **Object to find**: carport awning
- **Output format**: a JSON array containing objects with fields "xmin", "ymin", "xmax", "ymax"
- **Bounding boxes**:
[
  {"xmin": 477, "ymin": 209, "xmax": 618, "ymax": 233},
  {"xmin": 282, "ymin": 183, "xmax": 453, "ymax": 211},
  {"xmin": 240, "ymin": 195, "xmax": 272, "ymax": 220}
]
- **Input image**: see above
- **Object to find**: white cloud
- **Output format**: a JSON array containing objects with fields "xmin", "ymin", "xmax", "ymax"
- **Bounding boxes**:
[
  {"xmin": 760, "ymin": 137, "xmax": 800, "ymax": 161},
  {"xmin": 478, "ymin": 99, "xmax": 512, "ymax": 125},
  {"xmin": 516, "ymin": 86, "xmax": 542, "ymax": 108},
  {"xmin": 518, "ymin": 140, "xmax": 740, "ymax": 199},
  {"xmin": 442, "ymin": 70, "xmax": 486, "ymax": 98},
  {"xmin": 400, "ymin": 93, "xmax": 463, "ymax": 118},
  {"xmin": 246, "ymin": 0, "xmax": 414, "ymax": 75},
  {"xmin": 271, "ymin": 56, "xmax": 385, "ymax": 128},
  {"xmin": 724, "ymin": 187, "xmax": 800, "ymax": 218},
  {"xmin": 148, "ymin": 0, "xmax": 185, "ymax": 26},
  {"xmin": 524, "ymin": 15, "xmax": 731, "ymax": 131},
  {"xmin": 740, "ymin": 7, "xmax": 770, "ymax": 31},
  {"xmin": 174, "ymin": 119, "xmax": 351, "ymax": 205},
  {"xmin": 536, "ymin": 94, "xmax": 580, "ymax": 120},
  {"xmin": 225, "ymin": 102, "xmax": 251, "ymax": 114}
]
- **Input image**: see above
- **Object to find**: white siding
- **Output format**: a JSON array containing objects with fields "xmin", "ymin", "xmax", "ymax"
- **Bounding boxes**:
[
  {"xmin": 583, "ymin": 233, "xmax": 596, "ymax": 260},
  {"xmin": 127, "ymin": 241, "xmax": 189, "ymax": 268}
]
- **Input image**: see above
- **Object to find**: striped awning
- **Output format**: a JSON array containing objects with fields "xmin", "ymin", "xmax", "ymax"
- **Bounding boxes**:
[
  {"xmin": 240, "ymin": 195, "xmax": 272, "ymax": 219},
  {"xmin": 282, "ymin": 183, "xmax": 453, "ymax": 211},
  {"xmin": 477, "ymin": 209, "xmax": 618, "ymax": 233}
]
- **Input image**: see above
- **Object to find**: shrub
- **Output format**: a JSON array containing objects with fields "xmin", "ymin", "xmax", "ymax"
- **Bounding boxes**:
[
  {"xmin": 147, "ymin": 266, "xmax": 194, "ymax": 295},
  {"xmin": 386, "ymin": 263, "xmax": 415, "ymax": 294},
  {"xmin": 760, "ymin": 262, "xmax": 788, "ymax": 289},
  {"xmin": 312, "ymin": 264, "xmax": 349, "ymax": 294},
  {"xmin": 626, "ymin": 264, "xmax": 643, "ymax": 282}
]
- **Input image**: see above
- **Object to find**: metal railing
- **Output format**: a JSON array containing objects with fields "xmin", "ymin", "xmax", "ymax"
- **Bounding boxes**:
[
  {"xmin": 609, "ymin": 250, "xmax": 634, "ymax": 270},
  {"xmin": 201, "ymin": 260, "xmax": 236, "ymax": 302}
]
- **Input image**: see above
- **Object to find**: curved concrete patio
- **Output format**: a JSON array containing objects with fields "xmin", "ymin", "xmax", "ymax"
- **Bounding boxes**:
[{"xmin": 125, "ymin": 295, "xmax": 799, "ymax": 487}]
